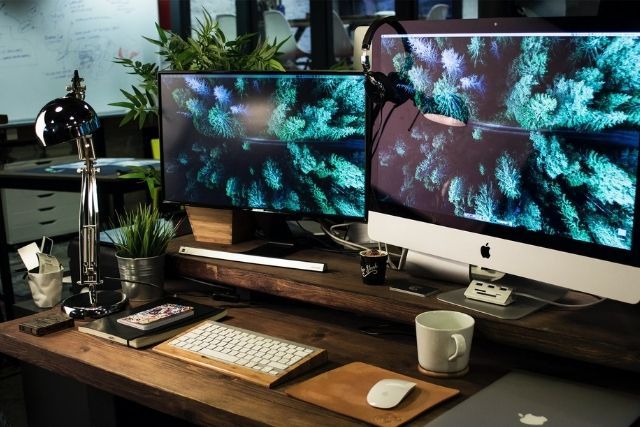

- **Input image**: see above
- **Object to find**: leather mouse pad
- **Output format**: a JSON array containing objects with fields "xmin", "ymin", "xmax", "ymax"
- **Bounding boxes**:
[{"xmin": 285, "ymin": 361, "xmax": 459, "ymax": 427}]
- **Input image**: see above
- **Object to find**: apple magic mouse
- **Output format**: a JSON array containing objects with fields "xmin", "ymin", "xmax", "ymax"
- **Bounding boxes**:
[{"xmin": 366, "ymin": 378, "xmax": 417, "ymax": 409}]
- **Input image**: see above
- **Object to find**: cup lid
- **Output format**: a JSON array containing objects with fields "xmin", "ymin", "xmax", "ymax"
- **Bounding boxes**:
[{"xmin": 359, "ymin": 249, "xmax": 388, "ymax": 257}]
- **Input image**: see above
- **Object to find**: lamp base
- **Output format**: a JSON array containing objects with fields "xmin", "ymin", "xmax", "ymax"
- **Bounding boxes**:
[{"xmin": 61, "ymin": 290, "xmax": 128, "ymax": 320}]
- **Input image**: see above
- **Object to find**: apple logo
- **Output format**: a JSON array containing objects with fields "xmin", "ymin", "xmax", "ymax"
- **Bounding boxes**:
[
  {"xmin": 480, "ymin": 243, "xmax": 491, "ymax": 258},
  {"xmin": 518, "ymin": 413, "xmax": 548, "ymax": 426}
]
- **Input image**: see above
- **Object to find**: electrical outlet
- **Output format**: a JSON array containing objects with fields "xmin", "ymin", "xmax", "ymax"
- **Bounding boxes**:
[{"xmin": 464, "ymin": 280, "xmax": 514, "ymax": 306}]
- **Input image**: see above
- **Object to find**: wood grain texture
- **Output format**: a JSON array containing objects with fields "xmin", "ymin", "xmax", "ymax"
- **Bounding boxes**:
[
  {"xmin": 1, "ymin": 298, "xmax": 639, "ymax": 426},
  {"xmin": 185, "ymin": 207, "xmax": 254, "ymax": 244},
  {"xmin": 0, "ymin": 308, "xmax": 364, "ymax": 426},
  {"xmin": 167, "ymin": 234, "xmax": 640, "ymax": 373}
]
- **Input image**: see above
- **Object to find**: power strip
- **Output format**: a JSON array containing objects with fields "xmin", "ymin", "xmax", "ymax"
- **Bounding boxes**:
[
  {"xmin": 178, "ymin": 246, "xmax": 327, "ymax": 272},
  {"xmin": 464, "ymin": 280, "xmax": 514, "ymax": 306}
]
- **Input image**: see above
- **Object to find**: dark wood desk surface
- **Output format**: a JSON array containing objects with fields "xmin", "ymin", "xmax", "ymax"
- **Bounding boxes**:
[
  {"xmin": 1, "ymin": 235, "xmax": 639, "ymax": 426},
  {"xmin": 168, "ymin": 234, "xmax": 640, "ymax": 373},
  {"xmin": 1, "ymin": 294, "xmax": 638, "ymax": 427}
]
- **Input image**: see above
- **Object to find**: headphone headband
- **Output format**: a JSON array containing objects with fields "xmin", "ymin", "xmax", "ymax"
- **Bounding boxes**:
[{"xmin": 360, "ymin": 16, "xmax": 407, "ymax": 74}]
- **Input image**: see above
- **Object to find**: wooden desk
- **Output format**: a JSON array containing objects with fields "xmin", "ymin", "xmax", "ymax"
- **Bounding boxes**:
[
  {"xmin": 1, "ymin": 295, "xmax": 638, "ymax": 426},
  {"xmin": 168, "ymin": 234, "xmax": 640, "ymax": 373},
  {"xmin": 1, "ymin": 238, "xmax": 639, "ymax": 426}
]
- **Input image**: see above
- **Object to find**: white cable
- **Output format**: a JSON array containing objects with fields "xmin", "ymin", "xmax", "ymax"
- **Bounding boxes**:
[
  {"xmin": 320, "ymin": 223, "xmax": 406, "ymax": 270},
  {"xmin": 321, "ymin": 223, "xmax": 369, "ymax": 251},
  {"xmin": 514, "ymin": 292, "xmax": 607, "ymax": 308}
]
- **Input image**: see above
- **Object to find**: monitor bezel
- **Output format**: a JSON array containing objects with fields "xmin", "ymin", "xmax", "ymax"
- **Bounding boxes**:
[{"xmin": 158, "ymin": 70, "xmax": 370, "ymax": 223}]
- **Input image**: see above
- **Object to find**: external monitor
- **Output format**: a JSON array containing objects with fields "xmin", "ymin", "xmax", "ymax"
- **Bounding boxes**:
[
  {"xmin": 159, "ymin": 71, "xmax": 367, "ymax": 232},
  {"xmin": 367, "ymin": 17, "xmax": 640, "ymax": 317}
]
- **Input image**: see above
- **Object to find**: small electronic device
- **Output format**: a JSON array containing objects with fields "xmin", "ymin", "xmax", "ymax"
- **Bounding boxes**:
[
  {"xmin": 116, "ymin": 303, "xmax": 194, "ymax": 330},
  {"xmin": 389, "ymin": 280, "xmax": 438, "ymax": 298},
  {"xmin": 40, "ymin": 236, "xmax": 53, "ymax": 255},
  {"xmin": 464, "ymin": 280, "xmax": 514, "ymax": 306},
  {"xmin": 366, "ymin": 378, "xmax": 417, "ymax": 409},
  {"xmin": 19, "ymin": 313, "xmax": 74, "ymax": 336}
]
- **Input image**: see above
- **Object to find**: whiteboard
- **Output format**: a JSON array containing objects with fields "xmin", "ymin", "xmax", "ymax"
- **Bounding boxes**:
[{"xmin": 0, "ymin": 0, "xmax": 159, "ymax": 124}]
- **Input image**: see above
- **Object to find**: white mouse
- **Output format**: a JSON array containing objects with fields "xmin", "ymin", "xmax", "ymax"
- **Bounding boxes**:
[{"xmin": 366, "ymin": 378, "xmax": 417, "ymax": 409}]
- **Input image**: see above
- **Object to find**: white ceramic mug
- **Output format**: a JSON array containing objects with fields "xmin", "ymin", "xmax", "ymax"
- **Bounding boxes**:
[{"xmin": 415, "ymin": 310, "xmax": 475, "ymax": 375}]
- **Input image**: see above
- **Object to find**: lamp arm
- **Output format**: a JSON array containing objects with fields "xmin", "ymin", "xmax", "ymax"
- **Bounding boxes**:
[{"xmin": 77, "ymin": 135, "xmax": 101, "ymax": 306}]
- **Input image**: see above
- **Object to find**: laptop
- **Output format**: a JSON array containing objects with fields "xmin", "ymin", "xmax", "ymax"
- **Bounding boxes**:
[{"xmin": 426, "ymin": 371, "xmax": 640, "ymax": 427}]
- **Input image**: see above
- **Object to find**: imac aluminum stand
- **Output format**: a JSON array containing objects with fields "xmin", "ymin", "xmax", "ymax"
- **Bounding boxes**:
[
  {"xmin": 402, "ymin": 250, "xmax": 567, "ymax": 320},
  {"xmin": 438, "ymin": 276, "xmax": 567, "ymax": 320}
]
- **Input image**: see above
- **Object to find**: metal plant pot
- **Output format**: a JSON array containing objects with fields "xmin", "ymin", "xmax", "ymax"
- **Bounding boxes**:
[{"xmin": 116, "ymin": 254, "xmax": 165, "ymax": 303}]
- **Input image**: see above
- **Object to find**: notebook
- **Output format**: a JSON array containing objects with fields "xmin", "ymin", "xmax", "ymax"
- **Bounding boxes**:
[
  {"xmin": 425, "ymin": 371, "xmax": 640, "ymax": 427},
  {"xmin": 78, "ymin": 296, "xmax": 226, "ymax": 348}
]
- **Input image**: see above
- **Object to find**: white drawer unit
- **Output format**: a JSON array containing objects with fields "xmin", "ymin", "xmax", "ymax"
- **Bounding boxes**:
[{"xmin": 2, "ymin": 157, "xmax": 80, "ymax": 245}]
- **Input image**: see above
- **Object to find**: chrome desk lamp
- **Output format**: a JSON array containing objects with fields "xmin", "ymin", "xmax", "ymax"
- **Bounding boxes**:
[{"xmin": 34, "ymin": 70, "xmax": 127, "ymax": 319}]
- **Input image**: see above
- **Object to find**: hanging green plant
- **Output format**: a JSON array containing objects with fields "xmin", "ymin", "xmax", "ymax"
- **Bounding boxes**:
[
  {"xmin": 118, "ymin": 166, "xmax": 162, "ymax": 209},
  {"xmin": 110, "ymin": 10, "xmax": 286, "ymax": 129}
]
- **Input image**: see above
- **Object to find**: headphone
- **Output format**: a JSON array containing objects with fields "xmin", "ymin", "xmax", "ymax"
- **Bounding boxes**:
[
  {"xmin": 360, "ymin": 16, "xmax": 409, "ymax": 106},
  {"xmin": 361, "ymin": 16, "xmax": 468, "ymax": 139}
]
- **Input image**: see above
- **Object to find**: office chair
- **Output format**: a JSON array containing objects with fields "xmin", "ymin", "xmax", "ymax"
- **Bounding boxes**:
[
  {"xmin": 216, "ymin": 14, "xmax": 237, "ymax": 40},
  {"xmin": 332, "ymin": 11, "xmax": 353, "ymax": 62},
  {"xmin": 426, "ymin": 3, "xmax": 449, "ymax": 19},
  {"xmin": 352, "ymin": 25, "xmax": 369, "ymax": 71},
  {"xmin": 263, "ymin": 9, "xmax": 310, "ymax": 68}
]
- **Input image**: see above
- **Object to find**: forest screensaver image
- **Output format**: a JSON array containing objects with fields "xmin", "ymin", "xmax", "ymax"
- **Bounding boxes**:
[
  {"xmin": 373, "ymin": 32, "xmax": 640, "ymax": 251},
  {"xmin": 161, "ymin": 73, "xmax": 366, "ymax": 219}
]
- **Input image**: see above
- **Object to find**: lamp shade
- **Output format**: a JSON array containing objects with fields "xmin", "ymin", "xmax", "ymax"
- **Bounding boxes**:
[{"xmin": 34, "ymin": 96, "xmax": 100, "ymax": 147}]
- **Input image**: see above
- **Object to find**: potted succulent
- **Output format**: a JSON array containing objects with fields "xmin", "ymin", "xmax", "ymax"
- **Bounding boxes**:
[{"xmin": 110, "ymin": 204, "xmax": 179, "ymax": 303}]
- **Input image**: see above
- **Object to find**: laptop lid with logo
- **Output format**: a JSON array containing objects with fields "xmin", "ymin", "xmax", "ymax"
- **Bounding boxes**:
[{"xmin": 425, "ymin": 371, "xmax": 640, "ymax": 427}]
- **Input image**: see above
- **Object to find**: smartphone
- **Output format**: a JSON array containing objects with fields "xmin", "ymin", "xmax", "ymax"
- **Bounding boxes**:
[
  {"xmin": 40, "ymin": 236, "xmax": 54, "ymax": 255},
  {"xmin": 389, "ymin": 280, "xmax": 439, "ymax": 298}
]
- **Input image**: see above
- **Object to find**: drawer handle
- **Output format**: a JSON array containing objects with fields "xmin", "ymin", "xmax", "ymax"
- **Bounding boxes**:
[
  {"xmin": 38, "ymin": 207, "xmax": 54, "ymax": 212},
  {"xmin": 35, "ymin": 160, "xmax": 53, "ymax": 166},
  {"xmin": 39, "ymin": 220, "xmax": 56, "ymax": 225},
  {"xmin": 37, "ymin": 193, "xmax": 55, "ymax": 198}
]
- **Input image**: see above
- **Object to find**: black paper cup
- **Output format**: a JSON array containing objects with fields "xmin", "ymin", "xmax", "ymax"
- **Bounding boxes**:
[{"xmin": 359, "ymin": 250, "xmax": 388, "ymax": 285}]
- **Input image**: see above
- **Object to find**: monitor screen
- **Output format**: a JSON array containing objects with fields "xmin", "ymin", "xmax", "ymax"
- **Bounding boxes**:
[
  {"xmin": 368, "ymin": 17, "xmax": 640, "ymax": 304},
  {"xmin": 159, "ymin": 71, "xmax": 367, "ymax": 221}
]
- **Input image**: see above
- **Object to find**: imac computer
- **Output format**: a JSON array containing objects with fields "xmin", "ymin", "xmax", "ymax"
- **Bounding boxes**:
[
  {"xmin": 367, "ymin": 17, "xmax": 640, "ymax": 318},
  {"xmin": 159, "ymin": 70, "xmax": 367, "ymax": 252}
]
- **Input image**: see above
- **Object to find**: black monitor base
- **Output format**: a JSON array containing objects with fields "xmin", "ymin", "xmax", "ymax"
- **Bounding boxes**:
[{"xmin": 243, "ymin": 241, "xmax": 299, "ymax": 258}]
